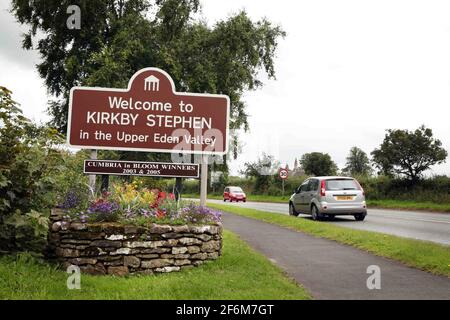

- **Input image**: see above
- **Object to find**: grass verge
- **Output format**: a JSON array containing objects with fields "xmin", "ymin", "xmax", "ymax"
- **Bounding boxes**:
[
  {"xmin": 208, "ymin": 203, "xmax": 450, "ymax": 278},
  {"xmin": 0, "ymin": 230, "xmax": 310, "ymax": 300},
  {"xmin": 184, "ymin": 194, "xmax": 450, "ymax": 213},
  {"xmin": 367, "ymin": 199, "xmax": 450, "ymax": 213}
]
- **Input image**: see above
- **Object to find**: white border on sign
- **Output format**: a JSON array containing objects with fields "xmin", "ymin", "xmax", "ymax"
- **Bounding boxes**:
[
  {"xmin": 83, "ymin": 159, "xmax": 200, "ymax": 178},
  {"xmin": 279, "ymin": 168, "xmax": 289, "ymax": 179},
  {"xmin": 67, "ymin": 67, "xmax": 230, "ymax": 156}
]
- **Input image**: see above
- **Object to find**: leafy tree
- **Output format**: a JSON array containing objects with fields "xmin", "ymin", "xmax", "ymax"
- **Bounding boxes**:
[
  {"xmin": 371, "ymin": 125, "xmax": 447, "ymax": 182},
  {"xmin": 0, "ymin": 87, "xmax": 65, "ymax": 252},
  {"xmin": 300, "ymin": 152, "xmax": 337, "ymax": 176},
  {"xmin": 343, "ymin": 147, "xmax": 372, "ymax": 176},
  {"xmin": 241, "ymin": 153, "xmax": 280, "ymax": 193},
  {"xmin": 211, "ymin": 171, "xmax": 229, "ymax": 193},
  {"xmin": 11, "ymin": 0, "xmax": 285, "ymax": 143}
]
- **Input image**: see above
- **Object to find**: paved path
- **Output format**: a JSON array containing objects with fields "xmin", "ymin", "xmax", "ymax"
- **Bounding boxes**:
[
  {"xmin": 204, "ymin": 199, "xmax": 450, "ymax": 245},
  {"xmin": 222, "ymin": 212, "xmax": 450, "ymax": 300}
]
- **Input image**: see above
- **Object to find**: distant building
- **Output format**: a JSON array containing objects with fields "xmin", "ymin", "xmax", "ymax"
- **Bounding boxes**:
[{"xmin": 290, "ymin": 158, "xmax": 305, "ymax": 177}]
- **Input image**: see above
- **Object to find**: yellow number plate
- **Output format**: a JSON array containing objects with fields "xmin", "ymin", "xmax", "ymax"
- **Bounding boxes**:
[{"xmin": 336, "ymin": 196, "xmax": 354, "ymax": 201}]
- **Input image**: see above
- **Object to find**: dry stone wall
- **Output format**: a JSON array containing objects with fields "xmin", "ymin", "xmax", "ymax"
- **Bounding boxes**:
[{"xmin": 46, "ymin": 209, "xmax": 222, "ymax": 275}]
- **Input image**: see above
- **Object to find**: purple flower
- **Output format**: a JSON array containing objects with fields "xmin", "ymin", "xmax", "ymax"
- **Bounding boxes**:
[
  {"xmin": 88, "ymin": 199, "xmax": 119, "ymax": 214},
  {"xmin": 59, "ymin": 190, "xmax": 81, "ymax": 209},
  {"xmin": 179, "ymin": 203, "xmax": 222, "ymax": 224}
]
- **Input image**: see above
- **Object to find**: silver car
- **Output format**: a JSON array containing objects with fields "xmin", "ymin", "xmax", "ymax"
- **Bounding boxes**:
[{"xmin": 289, "ymin": 176, "xmax": 367, "ymax": 221}]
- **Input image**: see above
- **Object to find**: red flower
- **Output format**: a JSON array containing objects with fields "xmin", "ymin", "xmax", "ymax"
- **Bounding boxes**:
[
  {"xmin": 156, "ymin": 209, "xmax": 165, "ymax": 218},
  {"xmin": 150, "ymin": 202, "xmax": 158, "ymax": 209},
  {"xmin": 158, "ymin": 191, "xmax": 167, "ymax": 200},
  {"xmin": 168, "ymin": 193, "xmax": 175, "ymax": 200}
]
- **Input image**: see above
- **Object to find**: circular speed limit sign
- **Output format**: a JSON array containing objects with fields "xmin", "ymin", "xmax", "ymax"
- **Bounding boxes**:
[{"xmin": 279, "ymin": 168, "xmax": 289, "ymax": 180}]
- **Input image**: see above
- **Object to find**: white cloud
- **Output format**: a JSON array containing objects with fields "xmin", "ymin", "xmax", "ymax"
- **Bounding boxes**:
[
  {"xmin": 0, "ymin": 2, "xmax": 50, "ymax": 123},
  {"xmin": 201, "ymin": 0, "xmax": 450, "ymax": 176}
]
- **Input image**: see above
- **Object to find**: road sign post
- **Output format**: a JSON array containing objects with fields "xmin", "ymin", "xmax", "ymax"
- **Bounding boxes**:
[
  {"xmin": 88, "ymin": 150, "xmax": 97, "ymax": 198},
  {"xmin": 200, "ymin": 155, "xmax": 208, "ymax": 207},
  {"xmin": 279, "ymin": 168, "xmax": 289, "ymax": 197}
]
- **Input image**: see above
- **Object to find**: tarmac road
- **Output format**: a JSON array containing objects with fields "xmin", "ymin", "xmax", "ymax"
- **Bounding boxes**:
[{"xmin": 204, "ymin": 199, "xmax": 450, "ymax": 245}]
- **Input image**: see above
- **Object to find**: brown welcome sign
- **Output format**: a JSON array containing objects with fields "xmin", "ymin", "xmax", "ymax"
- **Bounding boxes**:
[
  {"xmin": 67, "ymin": 68, "xmax": 229, "ymax": 155},
  {"xmin": 84, "ymin": 160, "xmax": 199, "ymax": 178}
]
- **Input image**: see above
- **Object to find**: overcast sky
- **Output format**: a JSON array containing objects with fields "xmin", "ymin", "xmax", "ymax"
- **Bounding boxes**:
[{"xmin": 1, "ymin": 1, "xmax": 450, "ymax": 176}]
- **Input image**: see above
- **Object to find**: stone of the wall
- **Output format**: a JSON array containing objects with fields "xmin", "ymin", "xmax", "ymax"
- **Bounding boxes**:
[{"xmin": 46, "ymin": 208, "xmax": 222, "ymax": 276}]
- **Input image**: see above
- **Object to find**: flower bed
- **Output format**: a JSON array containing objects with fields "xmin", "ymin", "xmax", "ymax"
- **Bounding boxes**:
[{"xmin": 46, "ymin": 183, "xmax": 222, "ymax": 275}]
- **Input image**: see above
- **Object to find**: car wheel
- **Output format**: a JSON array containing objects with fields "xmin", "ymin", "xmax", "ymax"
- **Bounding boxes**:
[
  {"xmin": 311, "ymin": 205, "xmax": 322, "ymax": 221},
  {"xmin": 354, "ymin": 213, "xmax": 366, "ymax": 221},
  {"xmin": 223, "ymin": 198, "xmax": 226, "ymax": 202},
  {"xmin": 289, "ymin": 202, "xmax": 299, "ymax": 217}
]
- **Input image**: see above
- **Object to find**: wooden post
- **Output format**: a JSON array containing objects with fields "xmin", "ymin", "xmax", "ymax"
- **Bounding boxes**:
[
  {"xmin": 175, "ymin": 177, "xmax": 183, "ymax": 201},
  {"xmin": 200, "ymin": 154, "xmax": 208, "ymax": 206},
  {"xmin": 89, "ymin": 150, "xmax": 97, "ymax": 198},
  {"xmin": 101, "ymin": 175, "xmax": 109, "ymax": 193}
]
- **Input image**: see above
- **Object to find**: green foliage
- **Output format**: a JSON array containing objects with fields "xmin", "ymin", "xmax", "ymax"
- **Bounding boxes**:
[
  {"xmin": 241, "ymin": 153, "xmax": 280, "ymax": 193},
  {"xmin": 210, "ymin": 171, "xmax": 229, "ymax": 193},
  {"xmin": 52, "ymin": 150, "xmax": 89, "ymax": 209},
  {"xmin": 300, "ymin": 152, "xmax": 337, "ymax": 176},
  {"xmin": 0, "ymin": 86, "xmax": 69, "ymax": 252},
  {"xmin": 132, "ymin": 176, "xmax": 170, "ymax": 191},
  {"xmin": 356, "ymin": 174, "xmax": 450, "ymax": 203},
  {"xmin": 371, "ymin": 125, "xmax": 447, "ymax": 181},
  {"xmin": 342, "ymin": 146, "xmax": 372, "ymax": 176},
  {"xmin": 1, "ymin": 210, "xmax": 49, "ymax": 252}
]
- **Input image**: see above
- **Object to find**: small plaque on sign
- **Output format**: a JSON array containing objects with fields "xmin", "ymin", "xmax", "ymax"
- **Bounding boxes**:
[{"xmin": 84, "ymin": 160, "xmax": 199, "ymax": 178}]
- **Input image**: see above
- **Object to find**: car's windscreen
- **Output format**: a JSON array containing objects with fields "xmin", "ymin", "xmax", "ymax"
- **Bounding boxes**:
[
  {"xmin": 230, "ymin": 188, "xmax": 243, "ymax": 193},
  {"xmin": 325, "ymin": 179, "xmax": 359, "ymax": 190}
]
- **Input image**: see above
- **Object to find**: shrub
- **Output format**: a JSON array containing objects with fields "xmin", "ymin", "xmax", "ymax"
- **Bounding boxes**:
[{"xmin": 0, "ymin": 86, "xmax": 65, "ymax": 253}]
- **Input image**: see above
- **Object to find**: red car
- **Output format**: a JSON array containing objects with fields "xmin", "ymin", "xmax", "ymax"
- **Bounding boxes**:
[{"xmin": 223, "ymin": 186, "xmax": 247, "ymax": 202}]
